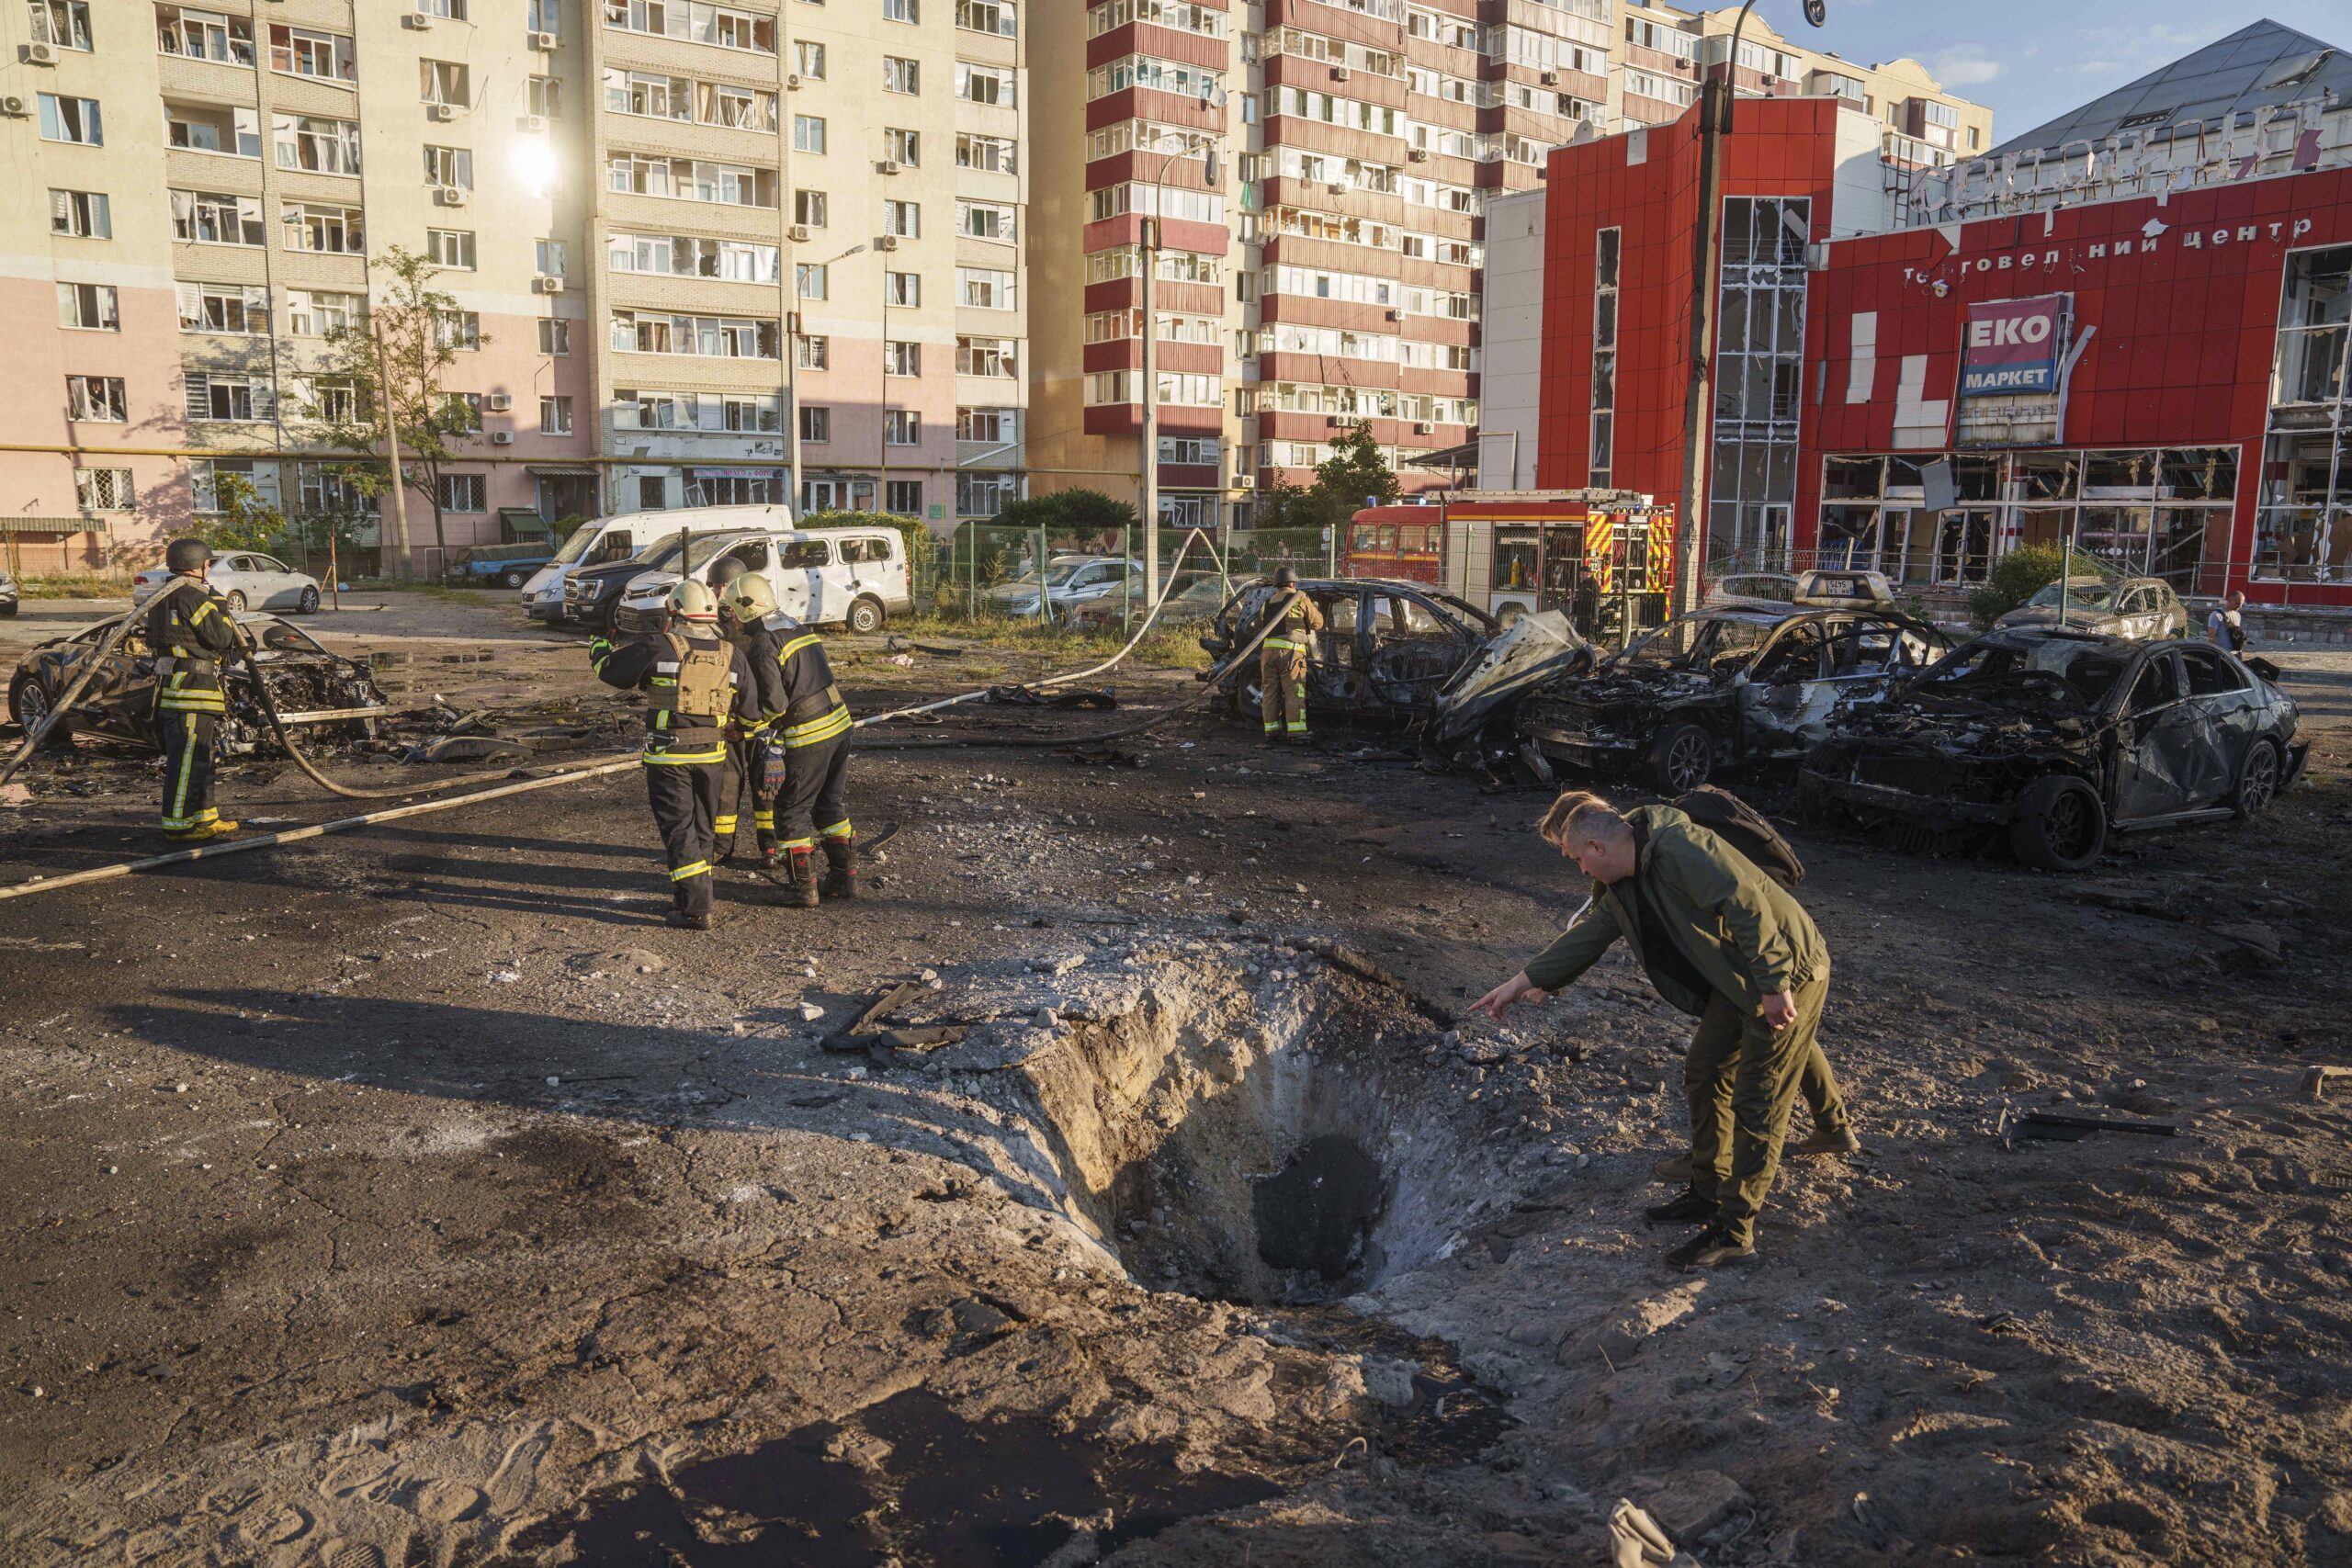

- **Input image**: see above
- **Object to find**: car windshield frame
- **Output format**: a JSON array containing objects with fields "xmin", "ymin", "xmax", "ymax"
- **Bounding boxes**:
[
  {"xmin": 1612, "ymin": 611, "xmax": 1780, "ymax": 675},
  {"xmin": 1914, "ymin": 633, "xmax": 2134, "ymax": 708},
  {"xmin": 2025, "ymin": 581, "xmax": 2120, "ymax": 611}
]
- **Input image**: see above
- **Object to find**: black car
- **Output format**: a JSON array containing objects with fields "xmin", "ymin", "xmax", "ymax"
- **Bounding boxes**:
[
  {"xmin": 7, "ymin": 612, "xmax": 389, "ymax": 755},
  {"xmin": 1799, "ymin": 627, "xmax": 2308, "ymax": 871},
  {"xmin": 1198, "ymin": 578, "xmax": 1506, "ymax": 724},
  {"xmin": 1517, "ymin": 590, "xmax": 1949, "ymax": 794}
]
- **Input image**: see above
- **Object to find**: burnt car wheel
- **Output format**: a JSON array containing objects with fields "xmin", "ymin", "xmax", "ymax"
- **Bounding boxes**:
[
  {"xmin": 9, "ymin": 675, "xmax": 69, "ymax": 747},
  {"xmin": 2008, "ymin": 775, "xmax": 2106, "ymax": 873},
  {"xmin": 2230, "ymin": 739, "xmax": 2281, "ymax": 820},
  {"xmin": 1652, "ymin": 722, "xmax": 1715, "ymax": 795}
]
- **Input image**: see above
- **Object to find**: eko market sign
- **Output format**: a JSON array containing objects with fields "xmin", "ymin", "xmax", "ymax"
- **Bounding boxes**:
[{"xmin": 1960, "ymin": 295, "xmax": 2068, "ymax": 398}]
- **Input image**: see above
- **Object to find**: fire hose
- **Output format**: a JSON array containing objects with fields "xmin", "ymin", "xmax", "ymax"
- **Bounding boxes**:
[{"xmin": 0, "ymin": 532, "xmax": 1288, "ymax": 900}]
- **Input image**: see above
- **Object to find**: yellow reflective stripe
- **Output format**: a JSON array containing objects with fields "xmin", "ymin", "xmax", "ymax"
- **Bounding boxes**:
[
  {"xmin": 1263, "ymin": 637, "xmax": 1297, "ymax": 650},
  {"xmin": 778, "ymin": 634, "xmax": 822, "ymax": 660},
  {"xmin": 190, "ymin": 600, "xmax": 217, "ymax": 625},
  {"xmin": 669, "ymin": 860, "xmax": 711, "ymax": 881},
  {"xmin": 714, "ymin": 815, "xmax": 738, "ymax": 833},
  {"xmin": 752, "ymin": 811, "xmax": 775, "ymax": 829},
  {"xmin": 641, "ymin": 747, "xmax": 727, "ymax": 765},
  {"xmin": 782, "ymin": 705, "xmax": 851, "ymax": 746},
  {"xmin": 819, "ymin": 818, "xmax": 853, "ymax": 840},
  {"xmin": 780, "ymin": 836, "xmax": 814, "ymax": 851}
]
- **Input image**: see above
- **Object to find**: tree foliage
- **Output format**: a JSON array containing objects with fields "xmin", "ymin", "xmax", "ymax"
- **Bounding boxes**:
[
  {"xmin": 1966, "ymin": 542, "xmax": 2070, "ymax": 630},
  {"xmin": 188, "ymin": 472, "xmax": 285, "ymax": 555},
  {"xmin": 990, "ymin": 488, "xmax": 1138, "ymax": 537},
  {"xmin": 308, "ymin": 245, "xmax": 488, "ymax": 564},
  {"xmin": 1249, "ymin": 421, "xmax": 1400, "ymax": 534}
]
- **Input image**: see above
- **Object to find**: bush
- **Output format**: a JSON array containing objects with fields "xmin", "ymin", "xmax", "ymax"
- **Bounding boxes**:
[{"xmin": 1966, "ymin": 543, "xmax": 2069, "ymax": 631}]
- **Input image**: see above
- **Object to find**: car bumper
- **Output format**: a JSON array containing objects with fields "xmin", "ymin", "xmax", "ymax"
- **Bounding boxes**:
[
  {"xmin": 610, "ymin": 604, "xmax": 662, "ymax": 636},
  {"xmin": 1522, "ymin": 726, "xmax": 1641, "ymax": 770},
  {"xmin": 1802, "ymin": 770, "xmax": 2011, "ymax": 825},
  {"xmin": 2285, "ymin": 739, "xmax": 2312, "ymax": 790}
]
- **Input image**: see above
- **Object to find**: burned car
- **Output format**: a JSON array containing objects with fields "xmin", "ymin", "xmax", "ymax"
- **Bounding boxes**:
[
  {"xmin": 7, "ymin": 612, "xmax": 390, "ymax": 755},
  {"xmin": 1517, "ymin": 571, "xmax": 1949, "ymax": 794},
  {"xmin": 1992, "ymin": 575, "xmax": 2188, "ymax": 641},
  {"xmin": 1799, "ymin": 628, "xmax": 2306, "ymax": 871},
  {"xmin": 1200, "ymin": 578, "xmax": 1518, "ymax": 725}
]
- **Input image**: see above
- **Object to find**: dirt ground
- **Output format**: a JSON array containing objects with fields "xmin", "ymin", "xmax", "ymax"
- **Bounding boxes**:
[{"xmin": 1, "ymin": 590, "xmax": 2349, "ymax": 1567}]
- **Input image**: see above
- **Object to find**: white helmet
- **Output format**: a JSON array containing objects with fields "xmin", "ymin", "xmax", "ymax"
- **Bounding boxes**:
[
  {"xmin": 667, "ymin": 579, "xmax": 719, "ymax": 623},
  {"xmin": 723, "ymin": 571, "xmax": 777, "ymax": 622}
]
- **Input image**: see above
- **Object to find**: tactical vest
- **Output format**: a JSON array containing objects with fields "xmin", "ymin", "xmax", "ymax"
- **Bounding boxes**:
[{"xmin": 648, "ymin": 633, "xmax": 733, "ymax": 747}]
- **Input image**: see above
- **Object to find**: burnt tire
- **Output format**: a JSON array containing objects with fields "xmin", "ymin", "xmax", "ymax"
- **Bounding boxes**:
[
  {"xmin": 1651, "ymin": 721, "xmax": 1715, "ymax": 795},
  {"xmin": 2008, "ymin": 774, "xmax": 2106, "ymax": 872},
  {"xmin": 846, "ymin": 595, "xmax": 886, "ymax": 636},
  {"xmin": 9, "ymin": 677, "xmax": 69, "ymax": 748},
  {"xmin": 2229, "ymin": 739, "xmax": 2282, "ymax": 820}
]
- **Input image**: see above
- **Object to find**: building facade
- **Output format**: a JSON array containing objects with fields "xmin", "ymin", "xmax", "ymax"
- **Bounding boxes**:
[
  {"xmin": 1508, "ymin": 20, "xmax": 2352, "ymax": 609},
  {"xmin": 0, "ymin": 0, "xmax": 1030, "ymax": 570}
]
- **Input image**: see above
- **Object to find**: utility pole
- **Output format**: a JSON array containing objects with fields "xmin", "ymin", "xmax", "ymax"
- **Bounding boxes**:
[
  {"xmin": 1673, "ymin": 0, "xmax": 1825, "ymax": 616},
  {"xmin": 371, "ymin": 321, "xmax": 413, "ymax": 581}
]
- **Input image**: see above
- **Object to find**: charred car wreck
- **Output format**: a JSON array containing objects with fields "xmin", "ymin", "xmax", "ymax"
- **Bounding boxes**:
[
  {"xmin": 1515, "ymin": 572, "xmax": 1949, "ymax": 794},
  {"xmin": 1201, "ymin": 578, "xmax": 1538, "ymax": 725},
  {"xmin": 8, "ymin": 613, "xmax": 390, "ymax": 756},
  {"xmin": 1800, "ymin": 627, "xmax": 2306, "ymax": 871}
]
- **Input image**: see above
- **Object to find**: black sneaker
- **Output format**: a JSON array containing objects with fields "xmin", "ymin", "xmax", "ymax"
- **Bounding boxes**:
[
  {"xmin": 1666, "ymin": 1223, "xmax": 1756, "ymax": 1269},
  {"xmin": 1644, "ymin": 1188, "xmax": 1716, "ymax": 1225}
]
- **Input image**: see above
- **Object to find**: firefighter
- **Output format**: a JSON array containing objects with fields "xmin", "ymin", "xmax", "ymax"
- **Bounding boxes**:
[
  {"xmin": 763, "ymin": 616, "xmax": 854, "ymax": 908},
  {"xmin": 707, "ymin": 556, "xmax": 761, "ymax": 863},
  {"xmin": 1258, "ymin": 566, "xmax": 1324, "ymax": 741},
  {"xmin": 591, "ymin": 580, "xmax": 756, "ymax": 931},
  {"xmin": 718, "ymin": 570, "xmax": 790, "ymax": 863},
  {"xmin": 149, "ymin": 537, "xmax": 244, "ymax": 840}
]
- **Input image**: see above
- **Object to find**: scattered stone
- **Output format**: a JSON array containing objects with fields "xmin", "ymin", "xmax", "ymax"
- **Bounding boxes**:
[
  {"xmin": 1639, "ymin": 1470, "xmax": 1749, "ymax": 1541},
  {"xmin": 798, "ymin": 1001, "xmax": 827, "ymax": 1021}
]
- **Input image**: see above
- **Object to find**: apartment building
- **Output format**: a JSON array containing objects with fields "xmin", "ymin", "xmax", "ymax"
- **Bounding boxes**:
[
  {"xmin": 0, "ymin": 0, "xmax": 1029, "ymax": 570},
  {"xmin": 1024, "ymin": 1, "xmax": 1990, "ymax": 534},
  {"xmin": 1615, "ymin": 2, "xmax": 1992, "ymax": 172}
]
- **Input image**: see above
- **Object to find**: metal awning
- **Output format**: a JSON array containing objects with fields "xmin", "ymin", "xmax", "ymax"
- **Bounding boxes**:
[
  {"xmin": 1404, "ymin": 442, "xmax": 1479, "ymax": 469},
  {"xmin": 499, "ymin": 506, "xmax": 548, "ymax": 538},
  {"xmin": 526, "ymin": 465, "xmax": 599, "ymax": 478}
]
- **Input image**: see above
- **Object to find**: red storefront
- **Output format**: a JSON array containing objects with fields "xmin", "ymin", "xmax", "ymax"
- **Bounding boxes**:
[{"xmin": 1528, "ymin": 75, "xmax": 2352, "ymax": 608}]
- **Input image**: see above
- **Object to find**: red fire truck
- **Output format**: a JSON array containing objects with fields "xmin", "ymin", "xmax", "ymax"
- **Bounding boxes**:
[{"xmin": 1345, "ymin": 491, "xmax": 1676, "ymax": 642}]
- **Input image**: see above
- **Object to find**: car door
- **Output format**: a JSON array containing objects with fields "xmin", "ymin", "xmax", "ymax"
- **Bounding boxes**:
[
  {"xmin": 2112, "ymin": 649, "xmax": 2205, "ymax": 821},
  {"xmin": 2175, "ymin": 645, "xmax": 2256, "ymax": 804},
  {"xmin": 252, "ymin": 553, "xmax": 295, "ymax": 607},
  {"xmin": 1736, "ymin": 617, "xmax": 1831, "ymax": 756},
  {"xmin": 775, "ymin": 538, "xmax": 825, "ymax": 622}
]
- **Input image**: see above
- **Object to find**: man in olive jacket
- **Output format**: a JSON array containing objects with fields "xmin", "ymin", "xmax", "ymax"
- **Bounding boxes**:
[{"xmin": 1474, "ymin": 790, "xmax": 1838, "ymax": 1269}]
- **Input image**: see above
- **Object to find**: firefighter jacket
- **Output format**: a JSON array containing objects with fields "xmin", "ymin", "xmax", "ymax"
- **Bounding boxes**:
[
  {"xmin": 592, "ymin": 629, "xmax": 756, "ymax": 765},
  {"xmin": 771, "ymin": 624, "xmax": 852, "ymax": 749},
  {"xmin": 147, "ymin": 577, "xmax": 241, "ymax": 715},
  {"xmin": 1260, "ymin": 590, "xmax": 1324, "ymax": 656}
]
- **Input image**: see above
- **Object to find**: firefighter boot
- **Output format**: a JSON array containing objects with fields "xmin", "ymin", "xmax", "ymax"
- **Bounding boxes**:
[
  {"xmin": 819, "ymin": 834, "xmax": 857, "ymax": 900},
  {"xmin": 786, "ymin": 846, "xmax": 822, "ymax": 908}
]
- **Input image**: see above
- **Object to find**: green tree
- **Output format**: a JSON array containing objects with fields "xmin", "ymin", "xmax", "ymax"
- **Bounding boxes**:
[
  {"xmin": 1313, "ymin": 419, "xmax": 1401, "ymax": 514},
  {"xmin": 190, "ymin": 471, "xmax": 286, "ymax": 555},
  {"xmin": 1966, "ymin": 542, "xmax": 2070, "ymax": 630},
  {"xmin": 992, "ymin": 488, "xmax": 1137, "ymax": 537},
  {"xmin": 307, "ymin": 245, "xmax": 489, "ymax": 568}
]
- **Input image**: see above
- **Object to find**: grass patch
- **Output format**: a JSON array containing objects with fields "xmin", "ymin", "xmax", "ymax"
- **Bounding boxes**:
[
  {"xmin": 17, "ymin": 573, "xmax": 130, "ymax": 599},
  {"xmin": 888, "ymin": 612, "xmax": 1212, "ymax": 670},
  {"xmin": 345, "ymin": 578, "xmax": 498, "ymax": 604}
]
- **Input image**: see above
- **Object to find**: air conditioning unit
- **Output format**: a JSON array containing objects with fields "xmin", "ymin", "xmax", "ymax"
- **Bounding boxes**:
[
  {"xmin": 1407, "ymin": 148, "xmax": 1429, "ymax": 163},
  {"xmin": 1413, "ymin": 421, "xmax": 1433, "ymax": 434},
  {"xmin": 486, "ymin": 392, "xmax": 513, "ymax": 412},
  {"xmin": 1383, "ymin": 308, "xmax": 1400, "ymax": 321},
  {"xmin": 492, "ymin": 430, "xmax": 515, "ymax": 445},
  {"xmin": 787, "ymin": 223, "xmax": 811, "ymax": 243},
  {"xmin": 436, "ymin": 186, "xmax": 469, "ymax": 206},
  {"xmin": 1234, "ymin": 474, "xmax": 1254, "ymax": 490},
  {"xmin": 534, "ymin": 274, "xmax": 565, "ymax": 293},
  {"xmin": 1330, "ymin": 66, "xmax": 1349, "ymax": 82},
  {"xmin": 785, "ymin": 73, "xmax": 801, "ymax": 89},
  {"xmin": 873, "ymin": 234, "xmax": 899, "ymax": 251},
  {"xmin": 23, "ymin": 40, "xmax": 57, "ymax": 64},
  {"xmin": 529, "ymin": 30, "xmax": 558, "ymax": 50},
  {"xmin": 0, "ymin": 94, "xmax": 29, "ymax": 118},
  {"xmin": 426, "ymin": 102, "xmax": 457, "ymax": 121},
  {"xmin": 1326, "ymin": 415, "xmax": 1348, "ymax": 428},
  {"xmin": 1540, "ymin": 70, "xmax": 1558, "ymax": 85},
  {"xmin": 517, "ymin": 114, "xmax": 548, "ymax": 132},
  {"xmin": 1327, "ymin": 181, "xmax": 1346, "ymax": 195},
  {"xmin": 877, "ymin": 159, "xmax": 902, "ymax": 175},
  {"xmin": 402, "ymin": 10, "xmax": 432, "ymax": 28}
]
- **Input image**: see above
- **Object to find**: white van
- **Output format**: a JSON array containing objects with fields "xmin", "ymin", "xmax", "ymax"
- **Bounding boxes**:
[
  {"xmin": 518, "ymin": 505, "xmax": 794, "ymax": 622},
  {"xmin": 609, "ymin": 524, "xmax": 911, "ymax": 635}
]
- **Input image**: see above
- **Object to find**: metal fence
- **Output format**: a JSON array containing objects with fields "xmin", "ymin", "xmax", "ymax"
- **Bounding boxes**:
[{"xmin": 921, "ymin": 525, "xmax": 1340, "ymax": 632}]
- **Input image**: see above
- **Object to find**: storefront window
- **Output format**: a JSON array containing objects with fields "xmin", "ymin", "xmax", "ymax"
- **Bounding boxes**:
[
  {"xmin": 2257, "ymin": 246, "xmax": 2351, "ymax": 583},
  {"xmin": 1709, "ymin": 197, "xmax": 1808, "ymax": 569}
]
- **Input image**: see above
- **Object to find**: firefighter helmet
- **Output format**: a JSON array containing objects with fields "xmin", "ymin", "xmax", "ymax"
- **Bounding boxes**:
[
  {"xmin": 723, "ymin": 571, "xmax": 777, "ymax": 622},
  {"xmin": 668, "ymin": 579, "xmax": 720, "ymax": 623}
]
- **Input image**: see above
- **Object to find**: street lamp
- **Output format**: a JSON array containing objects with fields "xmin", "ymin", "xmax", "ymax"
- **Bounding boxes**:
[
  {"xmin": 1674, "ymin": 0, "xmax": 1825, "ymax": 615},
  {"xmin": 790, "ymin": 241, "xmax": 863, "ymax": 513},
  {"xmin": 1139, "ymin": 86, "xmax": 1224, "ymax": 604}
]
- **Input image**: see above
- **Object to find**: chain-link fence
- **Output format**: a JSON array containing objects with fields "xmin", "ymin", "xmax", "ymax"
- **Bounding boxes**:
[{"xmin": 919, "ymin": 524, "xmax": 1340, "ymax": 634}]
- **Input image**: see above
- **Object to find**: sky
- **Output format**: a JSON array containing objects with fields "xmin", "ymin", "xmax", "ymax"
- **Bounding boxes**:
[{"xmin": 1731, "ymin": 0, "xmax": 2351, "ymax": 145}]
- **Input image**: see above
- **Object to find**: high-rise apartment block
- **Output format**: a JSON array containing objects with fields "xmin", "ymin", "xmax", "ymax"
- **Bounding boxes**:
[{"xmin": 0, "ymin": 0, "xmax": 1028, "ymax": 569}]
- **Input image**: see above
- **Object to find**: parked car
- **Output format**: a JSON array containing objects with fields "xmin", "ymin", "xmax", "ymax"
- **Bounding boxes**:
[
  {"xmin": 1064, "ymin": 570, "xmax": 1230, "ymax": 630},
  {"xmin": 1199, "ymin": 577, "xmax": 1510, "ymax": 725},
  {"xmin": 1799, "ymin": 627, "xmax": 2306, "ymax": 871},
  {"xmin": 1706, "ymin": 572, "xmax": 1800, "ymax": 608},
  {"xmin": 607, "ymin": 525, "xmax": 910, "ymax": 635},
  {"xmin": 131, "ymin": 552, "xmax": 321, "ymax": 615},
  {"xmin": 987, "ymin": 557, "xmax": 1146, "ymax": 622},
  {"xmin": 1518, "ymin": 570, "xmax": 1950, "ymax": 794},
  {"xmin": 0, "ymin": 564, "xmax": 17, "ymax": 618},
  {"xmin": 8, "ymin": 612, "xmax": 388, "ymax": 754},
  {"xmin": 448, "ymin": 541, "xmax": 557, "ymax": 590},
  {"xmin": 1993, "ymin": 576, "xmax": 2188, "ymax": 640},
  {"xmin": 521, "ymin": 507, "xmax": 787, "ymax": 623}
]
